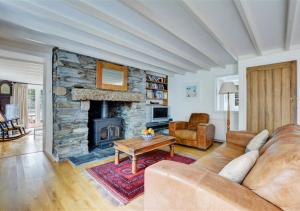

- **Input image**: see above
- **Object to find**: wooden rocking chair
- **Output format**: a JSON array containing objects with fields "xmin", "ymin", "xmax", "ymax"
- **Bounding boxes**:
[{"xmin": 0, "ymin": 111, "xmax": 27, "ymax": 141}]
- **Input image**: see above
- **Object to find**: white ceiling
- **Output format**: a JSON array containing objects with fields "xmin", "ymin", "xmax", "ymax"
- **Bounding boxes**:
[
  {"xmin": 0, "ymin": 57, "xmax": 43, "ymax": 84},
  {"xmin": 0, "ymin": 0, "xmax": 299, "ymax": 75}
]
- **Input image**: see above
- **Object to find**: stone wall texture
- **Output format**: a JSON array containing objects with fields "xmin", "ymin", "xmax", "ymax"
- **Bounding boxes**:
[{"xmin": 52, "ymin": 48, "xmax": 146, "ymax": 160}]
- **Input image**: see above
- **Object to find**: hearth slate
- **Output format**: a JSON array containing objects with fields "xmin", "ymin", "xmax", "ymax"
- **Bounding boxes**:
[{"xmin": 68, "ymin": 147, "xmax": 115, "ymax": 166}]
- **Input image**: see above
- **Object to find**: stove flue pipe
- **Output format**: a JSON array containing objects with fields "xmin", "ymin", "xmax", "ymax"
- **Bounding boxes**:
[{"xmin": 101, "ymin": 101, "xmax": 109, "ymax": 119}]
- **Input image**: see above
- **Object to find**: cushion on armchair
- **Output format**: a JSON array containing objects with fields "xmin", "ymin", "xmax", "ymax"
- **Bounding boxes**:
[{"xmin": 174, "ymin": 129, "xmax": 197, "ymax": 141}]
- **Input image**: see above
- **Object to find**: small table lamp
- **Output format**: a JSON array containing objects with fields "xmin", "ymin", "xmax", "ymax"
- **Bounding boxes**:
[{"xmin": 219, "ymin": 82, "xmax": 238, "ymax": 132}]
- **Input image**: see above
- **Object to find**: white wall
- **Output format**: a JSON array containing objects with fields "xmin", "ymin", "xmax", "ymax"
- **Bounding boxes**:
[
  {"xmin": 43, "ymin": 54, "xmax": 54, "ymax": 160},
  {"xmin": 169, "ymin": 64, "xmax": 238, "ymax": 141},
  {"xmin": 238, "ymin": 49, "xmax": 300, "ymax": 130}
]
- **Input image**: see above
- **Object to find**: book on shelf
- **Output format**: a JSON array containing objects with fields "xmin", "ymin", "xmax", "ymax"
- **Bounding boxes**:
[
  {"xmin": 146, "ymin": 74, "xmax": 167, "ymax": 84},
  {"xmin": 146, "ymin": 90, "xmax": 154, "ymax": 99},
  {"xmin": 163, "ymin": 92, "xmax": 168, "ymax": 100},
  {"xmin": 158, "ymin": 84, "xmax": 165, "ymax": 90},
  {"xmin": 154, "ymin": 90, "xmax": 164, "ymax": 100},
  {"xmin": 146, "ymin": 82, "xmax": 166, "ymax": 90},
  {"xmin": 146, "ymin": 90, "xmax": 164, "ymax": 100}
]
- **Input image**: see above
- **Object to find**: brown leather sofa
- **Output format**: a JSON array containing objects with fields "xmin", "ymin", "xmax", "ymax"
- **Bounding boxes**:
[
  {"xmin": 169, "ymin": 113, "xmax": 215, "ymax": 150},
  {"xmin": 145, "ymin": 124, "xmax": 300, "ymax": 211}
]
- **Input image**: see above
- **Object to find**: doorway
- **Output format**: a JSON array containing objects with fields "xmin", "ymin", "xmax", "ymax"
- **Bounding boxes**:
[
  {"xmin": 0, "ymin": 57, "xmax": 44, "ymax": 158},
  {"xmin": 247, "ymin": 61, "xmax": 297, "ymax": 132}
]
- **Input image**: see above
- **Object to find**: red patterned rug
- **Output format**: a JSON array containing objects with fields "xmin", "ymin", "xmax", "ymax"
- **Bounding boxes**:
[{"xmin": 86, "ymin": 149, "xmax": 195, "ymax": 204}]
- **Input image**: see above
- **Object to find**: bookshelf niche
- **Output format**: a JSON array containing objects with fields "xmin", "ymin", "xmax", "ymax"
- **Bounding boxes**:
[{"xmin": 146, "ymin": 73, "xmax": 168, "ymax": 105}]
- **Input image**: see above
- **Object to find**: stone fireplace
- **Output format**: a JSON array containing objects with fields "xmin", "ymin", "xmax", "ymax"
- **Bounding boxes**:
[{"xmin": 52, "ymin": 48, "xmax": 146, "ymax": 160}]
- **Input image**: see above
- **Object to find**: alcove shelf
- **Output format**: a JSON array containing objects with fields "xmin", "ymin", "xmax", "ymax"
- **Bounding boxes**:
[{"xmin": 145, "ymin": 73, "xmax": 168, "ymax": 105}]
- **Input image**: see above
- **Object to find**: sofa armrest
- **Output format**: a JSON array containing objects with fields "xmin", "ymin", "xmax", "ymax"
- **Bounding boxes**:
[
  {"xmin": 226, "ymin": 131, "xmax": 257, "ymax": 148},
  {"xmin": 169, "ymin": 121, "xmax": 187, "ymax": 135},
  {"xmin": 144, "ymin": 160, "xmax": 279, "ymax": 211}
]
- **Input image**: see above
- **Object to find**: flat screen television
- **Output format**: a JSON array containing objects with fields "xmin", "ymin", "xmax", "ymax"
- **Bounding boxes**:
[{"xmin": 152, "ymin": 106, "xmax": 169, "ymax": 122}]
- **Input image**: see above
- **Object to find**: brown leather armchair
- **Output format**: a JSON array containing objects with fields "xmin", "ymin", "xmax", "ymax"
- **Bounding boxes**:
[{"xmin": 169, "ymin": 113, "xmax": 215, "ymax": 150}]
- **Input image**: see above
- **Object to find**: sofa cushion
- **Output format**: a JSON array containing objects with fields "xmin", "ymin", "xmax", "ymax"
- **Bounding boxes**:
[
  {"xmin": 174, "ymin": 129, "xmax": 196, "ymax": 141},
  {"xmin": 245, "ymin": 129, "xmax": 269, "ymax": 152},
  {"xmin": 243, "ymin": 135, "xmax": 300, "ymax": 211},
  {"xmin": 219, "ymin": 150, "xmax": 259, "ymax": 183},
  {"xmin": 260, "ymin": 124, "xmax": 300, "ymax": 155},
  {"xmin": 191, "ymin": 143, "xmax": 245, "ymax": 173},
  {"xmin": 188, "ymin": 113, "xmax": 209, "ymax": 129},
  {"xmin": 270, "ymin": 124, "xmax": 300, "ymax": 138}
]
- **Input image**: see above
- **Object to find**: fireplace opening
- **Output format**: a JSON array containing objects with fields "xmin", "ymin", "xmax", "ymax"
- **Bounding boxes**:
[{"xmin": 88, "ymin": 101, "xmax": 124, "ymax": 151}]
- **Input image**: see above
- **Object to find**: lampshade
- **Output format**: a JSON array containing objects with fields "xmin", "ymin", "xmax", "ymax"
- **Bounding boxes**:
[{"xmin": 219, "ymin": 82, "xmax": 238, "ymax": 94}]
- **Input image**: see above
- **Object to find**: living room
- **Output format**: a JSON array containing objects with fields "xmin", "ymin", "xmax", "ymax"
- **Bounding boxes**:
[{"xmin": 0, "ymin": 0, "xmax": 299, "ymax": 210}]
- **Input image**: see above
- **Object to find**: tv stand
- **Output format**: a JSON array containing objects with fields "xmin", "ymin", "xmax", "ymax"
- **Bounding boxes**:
[{"xmin": 146, "ymin": 119, "xmax": 172, "ymax": 135}]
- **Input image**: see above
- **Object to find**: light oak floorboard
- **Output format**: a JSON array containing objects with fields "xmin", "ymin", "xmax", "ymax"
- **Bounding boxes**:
[
  {"xmin": 0, "ymin": 132, "xmax": 42, "ymax": 159},
  {"xmin": 0, "ymin": 136, "xmax": 221, "ymax": 211}
]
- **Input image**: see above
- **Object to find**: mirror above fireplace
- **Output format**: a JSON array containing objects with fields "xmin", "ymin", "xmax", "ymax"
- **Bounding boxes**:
[{"xmin": 96, "ymin": 61, "xmax": 128, "ymax": 91}]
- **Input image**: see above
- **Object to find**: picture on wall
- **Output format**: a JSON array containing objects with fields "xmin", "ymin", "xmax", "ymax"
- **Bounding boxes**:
[{"xmin": 185, "ymin": 85, "xmax": 198, "ymax": 98}]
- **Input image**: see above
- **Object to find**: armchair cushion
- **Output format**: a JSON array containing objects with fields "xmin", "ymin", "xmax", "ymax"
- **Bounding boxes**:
[
  {"xmin": 188, "ymin": 113, "xmax": 209, "ymax": 129},
  {"xmin": 174, "ymin": 129, "xmax": 196, "ymax": 141}
]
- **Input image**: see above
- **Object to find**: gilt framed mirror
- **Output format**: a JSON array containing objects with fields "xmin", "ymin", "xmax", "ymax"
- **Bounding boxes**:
[{"xmin": 96, "ymin": 61, "xmax": 128, "ymax": 91}]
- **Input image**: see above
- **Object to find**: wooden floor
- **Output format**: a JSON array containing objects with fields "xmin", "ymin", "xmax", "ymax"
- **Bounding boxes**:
[
  {"xmin": 0, "ymin": 130, "xmax": 42, "ymax": 159},
  {"xmin": 0, "ymin": 135, "xmax": 221, "ymax": 211}
]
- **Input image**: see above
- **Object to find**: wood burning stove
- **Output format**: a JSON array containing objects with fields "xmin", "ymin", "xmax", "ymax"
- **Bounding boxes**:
[
  {"xmin": 89, "ymin": 101, "xmax": 124, "ymax": 150},
  {"xmin": 92, "ymin": 117, "xmax": 124, "ymax": 149}
]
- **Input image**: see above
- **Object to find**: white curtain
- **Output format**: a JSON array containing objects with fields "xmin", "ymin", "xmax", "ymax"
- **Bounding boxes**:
[{"xmin": 11, "ymin": 83, "xmax": 28, "ymax": 128}]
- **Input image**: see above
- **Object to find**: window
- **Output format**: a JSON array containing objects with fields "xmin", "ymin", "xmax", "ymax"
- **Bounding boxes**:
[
  {"xmin": 216, "ymin": 75, "xmax": 239, "ymax": 111},
  {"xmin": 27, "ymin": 85, "xmax": 43, "ymax": 128},
  {"xmin": 27, "ymin": 89, "xmax": 36, "ymax": 124},
  {"xmin": 40, "ymin": 89, "xmax": 43, "ymax": 122}
]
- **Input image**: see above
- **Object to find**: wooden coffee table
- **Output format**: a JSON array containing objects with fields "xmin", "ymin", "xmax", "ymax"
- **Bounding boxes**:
[{"xmin": 114, "ymin": 135, "xmax": 176, "ymax": 174}]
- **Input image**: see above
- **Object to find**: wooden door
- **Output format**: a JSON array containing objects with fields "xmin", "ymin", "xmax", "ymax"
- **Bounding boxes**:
[{"xmin": 247, "ymin": 61, "xmax": 297, "ymax": 132}]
